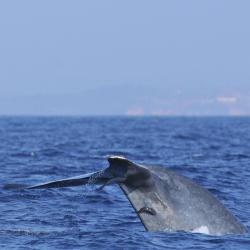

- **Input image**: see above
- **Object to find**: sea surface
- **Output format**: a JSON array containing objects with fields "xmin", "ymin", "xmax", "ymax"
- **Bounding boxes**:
[{"xmin": 0, "ymin": 116, "xmax": 249, "ymax": 249}]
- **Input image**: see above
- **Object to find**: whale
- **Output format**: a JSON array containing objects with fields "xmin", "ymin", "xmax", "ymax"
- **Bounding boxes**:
[{"xmin": 26, "ymin": 156, "xmax": 246, "ymax": 236}]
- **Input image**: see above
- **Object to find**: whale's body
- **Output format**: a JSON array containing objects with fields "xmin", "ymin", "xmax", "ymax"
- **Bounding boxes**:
[{"xmin": 27, "ymin": 156, "xmax": 246, "ymax": 236}]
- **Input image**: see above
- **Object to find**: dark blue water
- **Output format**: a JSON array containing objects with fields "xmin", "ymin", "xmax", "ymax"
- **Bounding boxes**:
[{"xmin": 0, "ymin": 117, "xmax": 250, "ymax": 249}]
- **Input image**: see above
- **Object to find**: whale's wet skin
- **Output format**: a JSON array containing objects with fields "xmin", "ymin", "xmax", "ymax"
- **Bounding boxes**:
[
  {"xmin": 1, "ymin": 117, "xmax": 250, "ymax": 249},
  {"xmin": 27, "ymin": 156, "xmax": 246, "ymax": 236}
]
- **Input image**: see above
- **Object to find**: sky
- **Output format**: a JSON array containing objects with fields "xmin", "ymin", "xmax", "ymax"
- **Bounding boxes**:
[{"xmin": 0, "ymin": 1, "xmax": 250, "ymax": 116}]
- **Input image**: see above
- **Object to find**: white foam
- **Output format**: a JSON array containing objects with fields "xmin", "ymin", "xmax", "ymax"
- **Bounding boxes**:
[
  {"xmin": 108, "ymin": 155, "xmax": 127, "ymax": 160},
  {"xmin": 191, "ymin": 226, "xmax": 210, "ymax": 235}
]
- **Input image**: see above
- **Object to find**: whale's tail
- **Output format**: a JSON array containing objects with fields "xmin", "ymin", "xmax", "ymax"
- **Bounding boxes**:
[
  {"xmin": 23, "ymin": 156, "xmax": 150, "ymax": 190},
  {"xmin": 26, "ymin": 171, "xmax": 108, "ymax": 189},
  {"xmin": 2, "ymin": 171, "xmax": 107, "ymax": 190},
  {"xmin": 3, "ymin": 156, "xmax": 246, "ymax": 235}
]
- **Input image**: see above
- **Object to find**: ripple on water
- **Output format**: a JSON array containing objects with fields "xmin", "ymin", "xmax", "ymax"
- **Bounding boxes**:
[{"xmin": 0, "ymin": 117, "xmax": 249, "ymax": 250}]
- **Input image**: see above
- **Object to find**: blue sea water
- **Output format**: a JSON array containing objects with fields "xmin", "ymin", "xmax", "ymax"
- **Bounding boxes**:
[{"xmin": 0, "ymin": 116, "xmax": 250, "ymax": 249}]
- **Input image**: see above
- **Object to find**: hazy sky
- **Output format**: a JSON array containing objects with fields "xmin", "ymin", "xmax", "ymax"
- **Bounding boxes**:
[{"xmin": 0, "ymin": 1, "xmax": 250, "ymax": 115}]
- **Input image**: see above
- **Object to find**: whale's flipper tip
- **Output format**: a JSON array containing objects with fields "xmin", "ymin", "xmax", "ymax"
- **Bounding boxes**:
[{"xmin": 3, "ymin": 184, "xmax": 28, "ymax": 190}]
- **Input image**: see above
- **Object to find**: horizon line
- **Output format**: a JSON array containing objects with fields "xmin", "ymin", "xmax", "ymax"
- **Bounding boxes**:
[{"xmin": 0, "ymin": 114, "xmax": 250, "ymax": 118}]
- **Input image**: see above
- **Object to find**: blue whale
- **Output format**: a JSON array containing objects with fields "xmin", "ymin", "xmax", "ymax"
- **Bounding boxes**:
[{"xmin": 27, "ymin": 156, "xmax": 246, "ymax": 236}]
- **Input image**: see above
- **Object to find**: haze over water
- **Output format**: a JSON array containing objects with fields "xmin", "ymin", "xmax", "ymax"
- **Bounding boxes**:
[{"xmin": 0, "ymin": 1, "xmax": 250, "ymax": 116}]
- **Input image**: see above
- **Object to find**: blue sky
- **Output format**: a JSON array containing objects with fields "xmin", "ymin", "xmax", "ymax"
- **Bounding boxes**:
[{"xmin": 0, "ymin": 1, "xmax": 249, "ymax": 115}]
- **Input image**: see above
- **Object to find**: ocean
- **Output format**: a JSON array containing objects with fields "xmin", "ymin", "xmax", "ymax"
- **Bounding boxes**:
[{"xmin": 0, "ymin": 116, "xmax": 249, "ymax": 249}]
